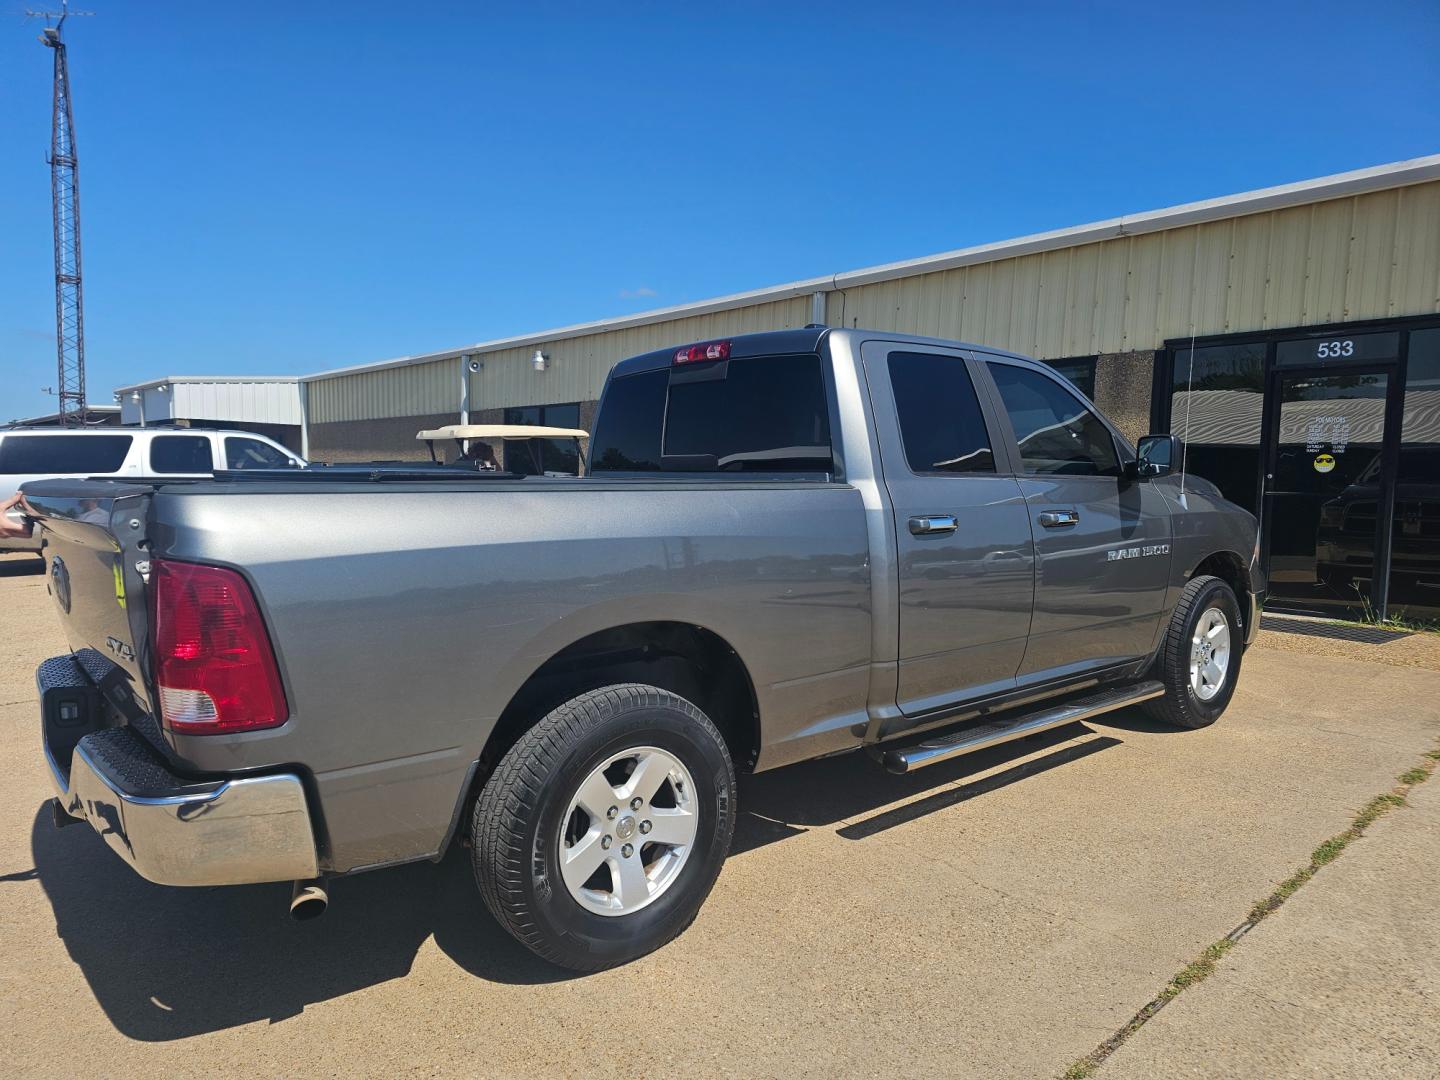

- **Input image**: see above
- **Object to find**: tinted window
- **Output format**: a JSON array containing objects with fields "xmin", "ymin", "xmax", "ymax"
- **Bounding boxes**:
[
  {"xmin": 662, "ymin": 354, "xmax": 831, "ymax": 472},
  {"xmin": 225, "ymin": 437, "xmax": 294, "ymax": 470},
  {"xmin": 988, "ymin": 363, "xmax": 1120, "ymax": 476},
  {"xmin": 150, "ymin": 434, "xmax": 213, "ymax": 474},
  {"xmin": 887, "ymin": 352, "xmax": 994, "ymax": 474},
  {"xmin": 502, "ymin": 402, "xmax": 582, "ymax": 476},
  {"xmin": 591, "ymin": 370, "xmax": 669, "ymax": 472},
  {"xmin": 1045, "ymin": 357, "xmax": 1097, "ymax": 400},
  {"xmin": 1170, "ymin": 342, "xmax": 1266, "ymax": 513},
  {"xmin": 0, "ymin": 434, "xmax": 133, "ymax": 475}
]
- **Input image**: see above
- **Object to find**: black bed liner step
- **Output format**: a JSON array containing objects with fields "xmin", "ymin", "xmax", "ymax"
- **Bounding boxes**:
[{"xmin": 881, "ymin": 680, "xmax": 1165, "ymax": 774}]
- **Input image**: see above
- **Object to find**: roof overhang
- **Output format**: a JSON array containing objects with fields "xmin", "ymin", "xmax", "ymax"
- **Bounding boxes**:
[{"xmin": 113, "ymin": 375, "xmax": 301, "ymax": 393}]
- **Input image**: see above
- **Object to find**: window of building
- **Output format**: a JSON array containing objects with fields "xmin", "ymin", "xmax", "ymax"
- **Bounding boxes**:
[
  {"xmin": 987, "ymin": 362, "xmax": 1120, "ymax": 476},
  {"xmin": 1043, "ymin": 356, "xmax": 1097, "ymax": 400},
  {"xmin": 502, "ymin": 403, "xmax": 582, "ymax": 475},
  {"xmin": 0, "ymin": 434, "xmax": 133, "ymax": 475},
  {"xmin": 224, "ymin": 436, "xmax": 295, "ymax": 470},
  {"xmin": 150, "ymin": 434, "xmax": 213, "ymax": 474},
  {"xmin": 887, "ymin": 351, "xmax": 994, "ymax": 474},
  {"xmin": 1168, "ymin": 342, "xmax": 1267, "ymax": 513},
  {"xmin": 591, "ymin": 353, "xmax": 832, "ymax": 474}
]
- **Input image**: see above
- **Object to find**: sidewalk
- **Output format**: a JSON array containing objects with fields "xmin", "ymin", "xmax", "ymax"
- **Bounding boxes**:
[{"xmin": 1101, "ymin": 751, "xmax": 1440, "ymax": 1078}]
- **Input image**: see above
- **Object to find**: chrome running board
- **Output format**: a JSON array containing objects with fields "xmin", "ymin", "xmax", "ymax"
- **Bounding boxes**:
[{"xmin": 881, "ymin": 680, "xmax": 1164, "ymax": 775}]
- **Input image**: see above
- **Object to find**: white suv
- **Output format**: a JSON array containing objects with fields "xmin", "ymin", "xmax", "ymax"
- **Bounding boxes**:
[{"xmin": 0, "ymin": 427, "xmax": 305, "ymax": 553}]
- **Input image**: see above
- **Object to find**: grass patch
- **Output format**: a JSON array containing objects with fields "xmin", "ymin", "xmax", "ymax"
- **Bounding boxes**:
[
  {"xmin": 1160, "ymin": 940, "xmax": 1233, "ymax": 999},
  {"xmin": 1335, "ymin": 591, "xmax": 1440, "ymax": 634},
  {"xmin": 1060, "ymin": 740, "xmax": 1438, "ymax": 1078}
]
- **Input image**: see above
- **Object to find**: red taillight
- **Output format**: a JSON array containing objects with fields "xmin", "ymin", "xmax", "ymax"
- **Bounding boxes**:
[
  {"xmin": 673, "ymin": 340, "xmax": 731, "ymax": 365},
  {"xmin": 150, "ymin": 559, "xmax": 289, "ymax": 734}
]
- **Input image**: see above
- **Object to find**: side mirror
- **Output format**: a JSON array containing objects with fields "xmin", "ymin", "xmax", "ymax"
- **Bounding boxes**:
[{"xmin": 1133, "ymin": 433, "xmax": 1183, "ymax": 478}]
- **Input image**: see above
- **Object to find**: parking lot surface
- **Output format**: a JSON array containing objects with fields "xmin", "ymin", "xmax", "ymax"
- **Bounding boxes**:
[{"xmin": 2, "ymin": 550, "xmax": 1437, "ymax": 1078}]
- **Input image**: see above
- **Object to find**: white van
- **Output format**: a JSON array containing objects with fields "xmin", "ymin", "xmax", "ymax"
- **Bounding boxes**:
[{"xmin": 0, "ymin": 427, "xmax": 305, "ymax": 553}]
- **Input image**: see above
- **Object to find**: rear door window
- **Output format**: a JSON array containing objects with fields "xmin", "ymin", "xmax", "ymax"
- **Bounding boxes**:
[
  {"xmin": 0, "ymin": 434, "xmax": 133, "ymax": 475},
  {"xmin": 986, "ymin": 362, "xmax": 1121, "ymax": 477},
  {"xmin": 149, "ymin": 434, "xmax": 214, "ymax": 474},
  {"xmin": 887, "ymin": 351, "xmax": 995, "ymax": 474}
]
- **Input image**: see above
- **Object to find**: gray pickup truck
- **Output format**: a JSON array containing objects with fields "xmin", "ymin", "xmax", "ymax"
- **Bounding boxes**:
[{"xmin": 26, "ymin": 327, "xmax": 1262, "ymax": 971}]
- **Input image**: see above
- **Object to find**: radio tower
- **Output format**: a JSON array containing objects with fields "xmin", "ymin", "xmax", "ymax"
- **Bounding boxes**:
[{"xmin": 30, "ymin": 3, "xmax": 93, "ymax": 425}]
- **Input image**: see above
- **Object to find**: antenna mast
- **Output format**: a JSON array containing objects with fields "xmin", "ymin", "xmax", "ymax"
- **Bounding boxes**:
[{"xmin": 29, "ymin": 2, "xmax": 94, "ymax": 426}]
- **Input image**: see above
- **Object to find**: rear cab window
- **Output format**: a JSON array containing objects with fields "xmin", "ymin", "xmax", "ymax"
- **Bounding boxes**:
[
  {"xmin": 592, "ymin": 352, "xmax": 833, "ymax": 475},
  {"xmin": 0, "ymin": 434, "xmax": 134, "ymax": 475}
]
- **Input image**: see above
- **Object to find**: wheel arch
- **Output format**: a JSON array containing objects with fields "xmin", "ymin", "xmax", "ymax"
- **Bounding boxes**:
[
  {"xmin": 1189, "ymin": 550, "xmax": 1253, "ymax": 636},
  {"xmin": 447, "ymin": 621, "xmax": 761, "ymax": 852}
]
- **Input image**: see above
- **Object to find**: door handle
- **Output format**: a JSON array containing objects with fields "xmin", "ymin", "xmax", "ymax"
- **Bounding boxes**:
[
  {"xmin": 909, "ymin": 514, "xmax": 958, "ymax": 536},
  {"xmin": 1038, "ymin": 510, "xmax": 1080, "ymax": 529}
]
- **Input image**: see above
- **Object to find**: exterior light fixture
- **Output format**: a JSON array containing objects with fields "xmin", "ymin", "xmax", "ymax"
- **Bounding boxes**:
[{"xmin": 532, "ymin": 348, "xmax": 548, "ymax": 372}]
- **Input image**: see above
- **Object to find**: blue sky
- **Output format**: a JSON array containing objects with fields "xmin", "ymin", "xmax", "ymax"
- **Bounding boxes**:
[{"xmin": 2, "ymin": 0, "xmax": 1437, "ymax": 419}]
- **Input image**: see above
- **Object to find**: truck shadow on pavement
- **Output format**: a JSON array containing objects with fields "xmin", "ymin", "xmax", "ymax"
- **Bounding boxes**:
[
  {"xmin": 733, "ymin": 722, "xmax": 1124, "ymax": 851},
  {"xmin": 30, "ymin": 717, "xmax": 1136, "ymax": 1040},
  {"xmin": 28, "ymin": 808, "xmax": 568, "ymax": 1041}
]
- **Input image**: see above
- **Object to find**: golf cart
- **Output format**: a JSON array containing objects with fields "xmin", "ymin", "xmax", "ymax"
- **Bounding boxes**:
[{"xmin": 416, "ymin": 424, "xmax": 589, "ymax": 476}]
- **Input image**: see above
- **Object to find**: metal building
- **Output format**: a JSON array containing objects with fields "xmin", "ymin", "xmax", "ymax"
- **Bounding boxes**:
[
  {"xmin": 299, "ymin": 154, "xmax": 1440, "ymax": 620},
  {"xmin": 114, "ymin": 375, "xmax": 304, "ymax": 453}
]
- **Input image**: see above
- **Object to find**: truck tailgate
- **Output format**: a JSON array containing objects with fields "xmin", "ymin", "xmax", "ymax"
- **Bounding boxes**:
[{"xmin": 21, "ymin": 479, "xmax": 157, "ymax": 720}]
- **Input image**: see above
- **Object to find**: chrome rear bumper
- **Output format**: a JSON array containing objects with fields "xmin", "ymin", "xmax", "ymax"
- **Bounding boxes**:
[{"xmin": 40, "ymin": 655, "xmax": 318, "ymax": 887}]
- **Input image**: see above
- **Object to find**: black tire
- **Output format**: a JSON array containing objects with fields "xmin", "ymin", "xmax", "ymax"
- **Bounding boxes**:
[
  {"xmin": 471, "ymin": 683, "xmax": 736, "ymax": 972},
  {"xmin": 1143, "ymin": 575, "xmax": 1244, "ymax": 730}
]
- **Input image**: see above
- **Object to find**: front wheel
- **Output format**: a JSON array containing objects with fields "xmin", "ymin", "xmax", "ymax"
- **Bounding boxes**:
[
  {"xmin": 1143, "ymin": 575, "xmax": 1243, "ymax": 729},
  {"xmin": 471, "ymin": 684, "xmax": 736, "ymax": 971}
]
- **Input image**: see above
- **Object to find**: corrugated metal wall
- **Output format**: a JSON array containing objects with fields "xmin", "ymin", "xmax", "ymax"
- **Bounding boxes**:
[
  {"xmin": 303, "ymin": 180, "xmax": 1440, "ymax": 422},
  {"xmin": 173, "ymin": 381, "xmax": 302, "ymax": 424},
  {"xmin": 308, "ymin": 298, "xmax": 811, "ymax": 422},
  {"xmin": 119, "ymin": 381, "xmax": 302, "ymax": 425},
  {"xmin": 308, "ymin": 357, "xmax": 458, "ymax": 423},
  {"xmin": 826, "ymin": 181, "xmax": 1440, "ymax": 358},
  {"xmin": 469, "ymin": 297, "xmax": 812, "ymax": 411}
]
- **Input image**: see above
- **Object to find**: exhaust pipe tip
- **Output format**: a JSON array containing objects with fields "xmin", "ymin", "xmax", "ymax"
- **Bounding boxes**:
[{"xmin": 289, "ymin": 879, "xmax": 328, "ymax": 921}]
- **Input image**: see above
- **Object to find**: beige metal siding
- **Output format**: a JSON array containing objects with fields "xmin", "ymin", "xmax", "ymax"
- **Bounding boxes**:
[
  {"xmin": 302, "ymin": 177, "xmax": 1440, "ymax": 422},
  {"xmin": 308, "ymin": 357, "xmax": 458, "ymax": 423},
  {"xmin": 468, "ymin": 296, "xmax": 811, "ymax": 410},
  {"xmin": 825, "ymin": 181, "xmax": 1440, "ymax": 357}
]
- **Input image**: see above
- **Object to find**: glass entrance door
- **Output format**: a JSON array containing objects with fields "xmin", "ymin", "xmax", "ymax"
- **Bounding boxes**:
[{"xmin": 1263, "ymin": 369, "xmax": 1394, "ymax": 616}]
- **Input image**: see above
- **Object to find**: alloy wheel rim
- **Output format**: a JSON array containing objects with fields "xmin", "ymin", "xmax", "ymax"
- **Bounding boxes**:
[
  {"xmin": 1189, "ymin": 606, "xmax": 1232, "ymax": 702},
  {"xmin": 558, "ymin": 746, "xmax": 698, "ymax": 917}
]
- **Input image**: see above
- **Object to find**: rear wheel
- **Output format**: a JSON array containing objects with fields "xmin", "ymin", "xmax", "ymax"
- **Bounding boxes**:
[
  {"xmin": 1143, "ymin": 575, "xmax": 1243, "ymax": 729},
  {"xmin": 471, "ymin": 683, "xmax": 735, "ymax": 971}
]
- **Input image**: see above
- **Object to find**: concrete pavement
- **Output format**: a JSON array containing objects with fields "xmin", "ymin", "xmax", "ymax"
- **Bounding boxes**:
[
  {"xmin": 1100, "ymin": 746, "xmax": 1440, "ymax": 1079},
  {"xmin": 1, "ymin": 550, "xmax": 1437, "ymax": 1078}
]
